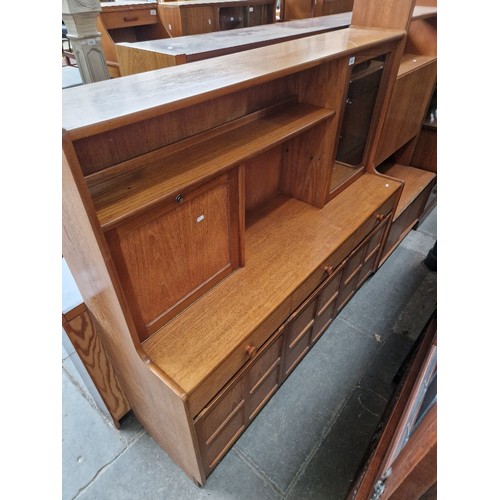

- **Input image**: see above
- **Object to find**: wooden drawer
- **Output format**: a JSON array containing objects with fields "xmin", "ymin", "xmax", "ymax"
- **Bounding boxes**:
[
  {"xmin": 101, "ymin": 8, "xmax": 159, "ymax": 29},
  {"xmin": 338, "ymin": 213, "xmax": 391, "ymax": 310},
  {"xmin": 290, "ymin": 238, "xmax": 351, "ymax": 311},
  {"xmin": 352, "ymin": 190, "xmax": 398, "ymax": 250},
  {"xmin": 194, "ymin": 378, "xmax": 246, "ymax": 471},
  {"xmin": 282, "ymin": 298, "xmax": 317, "ymax": 378},
  {"xmin": 357, "ymin": 215, "xmax": 390, "ymax": 286},
  {"xmin": 311, "ymin": 267, "xmax": 343, "ymax": 344},
  {"xmin": 247, "ymin": 337, "xmax": 283, "ymax": 420},
  {"xmin": 188, "ymin": 297, "xmax": 290, "ymax": 418},
  {"xmin": 195, "ymin": 329, "xmax": 284, "ymax": 473}
]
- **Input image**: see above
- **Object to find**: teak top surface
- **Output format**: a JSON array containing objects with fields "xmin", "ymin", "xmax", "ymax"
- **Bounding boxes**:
[
  {"xmin": 117, "ymin": 13, "xmax": 352, "ymax": 56},
  {"xmin": 62, "ymin": 27, "xmax": 404, "ymax": 139},
  {"xmin": 142, "ymin": 173, "xmax": 401, "ymax": 395},
  {"xmin": 411, "ymin": 5, "xmax": 437, "ymax": 20},
  {"xmin": 398, "ymin": 53, "xmax": 436, "ymax": 77},
  {"xmin": 381, "ymin": 164, "xmax": 435, "ymax": 218}
]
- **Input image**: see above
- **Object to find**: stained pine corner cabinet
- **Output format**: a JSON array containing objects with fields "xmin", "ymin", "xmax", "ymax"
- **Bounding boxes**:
[{"xmin": 62, "ymin": 0, "xmax": 434, "ymax": 485}]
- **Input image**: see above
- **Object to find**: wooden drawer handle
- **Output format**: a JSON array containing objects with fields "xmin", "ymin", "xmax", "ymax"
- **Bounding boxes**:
[
  {"xmin": 324, "ymin": 266, "xmax": 334, "ymax": 276},
  {"xmin": 245, "ymin": 345, "xmax": 257, "ymax": 358},
  {"xmin": 375, "ymin": 213, "xmax": 384, "ymax": 222},
  {"xmin": 123, "ymin": 16, "xmax": 139, "ymax": 22}
]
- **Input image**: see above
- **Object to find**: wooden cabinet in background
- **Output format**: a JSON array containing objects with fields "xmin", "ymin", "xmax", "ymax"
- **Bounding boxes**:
[
  {"xmin": 281, "ymin": 0, "xmax": 353, "ymax": 21},
  {"xmin": 158, "ymin": 0, "xmax": 277, "ymax": 37},
  {"xmin": 116, "ymin": 13, "xmax": 352, "ymax": 76},
  {"xmin": 373, "ymin": 5, "xmax": 438, "ymax": 264},
  {"xmin": 63, "ymin": 0, "xmax": 419, "ymax": 485},
  {"xmin": 97, "ymin": 1, "xmax": 170, "ymax": 77}
]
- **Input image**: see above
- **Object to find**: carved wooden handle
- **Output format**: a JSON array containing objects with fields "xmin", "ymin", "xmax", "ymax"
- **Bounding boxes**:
[
  {"xmin": 375, "ymin": 213, "xmax": 384, "ymax": 222},
  {"xmin": 246, "ymin": 345, "xmax": 257, "ymax": 358},
  {"xmin": 324, "ymin": 266, "xmax": 334, "ymax": 276},
  {"xmin": 123, "ymin": 16, "xmax": 139, "ymax": 22}
]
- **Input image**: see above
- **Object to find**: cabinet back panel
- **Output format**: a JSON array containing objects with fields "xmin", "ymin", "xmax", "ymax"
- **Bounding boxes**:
[
  {"xmin": 74, "ymin": 78, "xmax": 294, "ymax": 176},
  {"xmin": 245, "ymin": 146, "xmax": 282, "ymax": 214}
]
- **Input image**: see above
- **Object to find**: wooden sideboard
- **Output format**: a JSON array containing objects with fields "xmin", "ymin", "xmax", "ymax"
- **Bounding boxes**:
[
  {"xmin": 157, "ymin": 0, "xmax": 277, "ymax": 38},
  {"xmin": 281, "ymin": 0, "xmax": 353, "ymax": 22},
  {"xmin": 373, "ymin": 5, "xmax": 437, "ymax": 263},
  {"xmin": 97, "ymin": 0, "xmax": 170, "ymax": 77},
  {"xmin": 63, "ymin": 0, "xmax": 422, "ymax": 485},
  {"xmin": 116, "ymin": 12, "xmax": 351, "ymax": 75}
]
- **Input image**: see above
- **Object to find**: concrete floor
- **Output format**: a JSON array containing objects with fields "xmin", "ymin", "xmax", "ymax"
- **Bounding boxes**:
[{"xmin": 62, "ymin": 206, "xmax": 437, "ymax": 500}]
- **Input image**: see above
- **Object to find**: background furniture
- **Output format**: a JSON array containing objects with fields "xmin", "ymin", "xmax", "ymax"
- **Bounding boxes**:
[
  {"xmin": 62, "ymin": 259, "xmax": 130, "ymax": 426},
  {"xmin": 63, "ymin": 0, "xmax": 423, "ymax": 485},
  {"xmin": 280, "ymin": 0, "xmax": 353, "ymax": 22},
  {"xmin": 116, "ymin": 12, "xmax": 351, "ymax": 75},
  {"xmin": 157, "ymin": 0, "xmax": 277, "ymax": 38},
  {"xmin": 348, "ymin": 312, "xmax": 437, "ymax": 499},
  {"xmin": 372, "ymin": 4, "xmax": 437, "ymax": 263},
  {"xmin": 97, "ymin": 0, "xmax": 170, "ymax": 77}
]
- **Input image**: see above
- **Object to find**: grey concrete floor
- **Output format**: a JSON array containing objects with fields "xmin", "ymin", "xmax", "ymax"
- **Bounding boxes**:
[{"xmin": 62, "ymin": 206, "xmax": 437, "ymax": 500}]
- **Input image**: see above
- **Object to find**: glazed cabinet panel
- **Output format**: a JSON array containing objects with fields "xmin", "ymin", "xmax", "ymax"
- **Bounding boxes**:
[{"xmin": 106, "ymin": 173, "xmax": 241, "ymax": 341}]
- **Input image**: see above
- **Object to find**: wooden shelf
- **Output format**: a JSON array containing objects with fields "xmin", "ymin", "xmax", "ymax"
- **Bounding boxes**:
[
  {"xmin": 88, "ymin": 102, "xmax": 335, "ymax": 230},
  {"xmin": 398, "ymin": 53, "xmax": 436, "ymax": 78},
  {"xmin": 142, "ymin": 173, "xmax": 401, "ymax": 400},
  {"xmin": 379, "ymin": 163, "xmax": 435, "ymax": 219}
]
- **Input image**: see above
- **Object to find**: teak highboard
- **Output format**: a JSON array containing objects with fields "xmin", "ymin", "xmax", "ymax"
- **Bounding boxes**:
[{"xmin": 63, "ymin": 0, "xmax": 424, "ymax": 485}]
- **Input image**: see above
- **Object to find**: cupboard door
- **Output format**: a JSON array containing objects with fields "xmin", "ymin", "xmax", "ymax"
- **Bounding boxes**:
[
  {"xmin": 182, "ymin": 6, "xmax": 217, "ymax": 35},
  {"xmin": 106, "ymin": 175, "xmax": 239, "ymax": 341}
]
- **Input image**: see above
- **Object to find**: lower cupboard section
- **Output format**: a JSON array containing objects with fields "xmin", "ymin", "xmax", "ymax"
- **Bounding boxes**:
[{"xmin": 193, "ymin": 212, "xmax": 392, "ymax": 476}]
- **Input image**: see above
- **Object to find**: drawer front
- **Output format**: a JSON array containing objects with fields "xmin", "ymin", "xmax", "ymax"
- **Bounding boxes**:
[
  {"xmin": 282, "ymin": 298, "xmax": 317, "ymax": 378},
  {"xmin": 357, "ymin": 215, "xmax": 390, "ymax": 287},
  {"xmin": 195, "ymin": 329, "xmax": 284, "ymax": 474},
  {"xmin": 101, "ymin": 9, "xmax": 159, "ymax": 29},
  {"xmin": 311, "ymin": 268, "xmax": 343, "ymax": 344},
  {"xmin": 195, "ymin": 378, "xmax": 245, "ymax": 471},
  {"xmin": 338, "ymin": 213, "xmax": 391, "ymax": 311},
  {"xmin": 290, "ymin": 238, "xmax": 351, "ymax": 311},
  {"xmin": 247, "ymin": 338, "xmax": 282, "ymax": 420},
  {"xmin": 188, "ymin": 297, "xmax": 290, "ymax": 418},
  {"xmin": 352, "ymin": 190, "xmax": 397, "ymax": 250}
]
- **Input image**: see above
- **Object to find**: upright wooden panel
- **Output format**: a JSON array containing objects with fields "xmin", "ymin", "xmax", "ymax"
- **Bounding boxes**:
[
  {"xmin": 244, "ymin": 146, "xmax": 282, "ymax": 213},
  {"xmin": 62, "ymin": 144, "xmax": 206, "ymax": 485},
  {"xmin": 351, "ymin": 0, "xmax": 416, "ymax": 31},
  {"xmin": 374, "ymin": 60, "xmax": 436, "ymax": 166},
  {"xmin": 280, "ymin": 119, "xmax": 335, "ymax": 208},
  {"xmin": 406, "ymin": 17, "xmax": 437, "ymax": 56}
]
